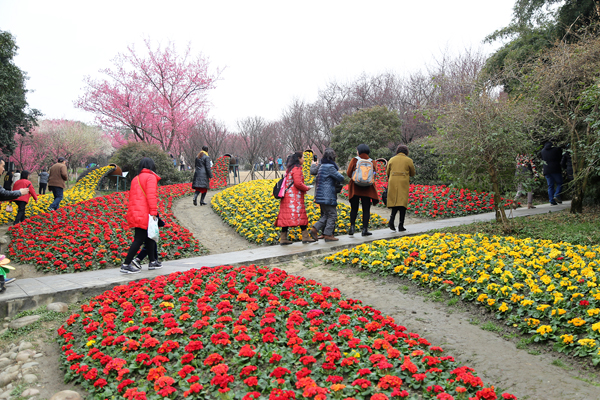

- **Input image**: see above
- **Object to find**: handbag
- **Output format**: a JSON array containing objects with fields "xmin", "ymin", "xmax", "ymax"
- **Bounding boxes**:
[
  {"xmin": 5, "ymin": 204, "xmax": 13, "ymax": 213},
  {"xmin": 381, "ymin": 187, "xmax": 388, "ymax": 206},
  {"xmin": 138, "ymin": 176, "xmax": 160, "ymax": 240},
  {"xmin": 147, "ymin": 214, "xmax": 159, "ymax": 241}
]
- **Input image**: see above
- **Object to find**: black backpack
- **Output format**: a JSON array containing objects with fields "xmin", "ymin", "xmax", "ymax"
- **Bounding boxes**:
[{"xmin": 273, "ymin": 177, "xmax": 292, "ymax": 200}]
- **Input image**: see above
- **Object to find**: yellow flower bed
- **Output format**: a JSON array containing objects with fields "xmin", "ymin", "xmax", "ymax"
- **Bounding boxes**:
[
  {"xmin": 302, "ymin": 151, "xmax": 315, "ymax": 185},
  {"xmin": 324, "ymin": 233, "xmax": 600, "ymax": 363},
  {"xmin": 0, "ymin": 165, "xmax": 115, "ymax": 224},
  {"xmin": 212, "ymin": 179, "xmax": 386, "ymax": 244}
]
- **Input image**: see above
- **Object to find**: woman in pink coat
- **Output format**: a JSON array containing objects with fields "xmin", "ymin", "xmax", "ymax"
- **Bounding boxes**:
[
  {"xmin": 122, "ymin": 157, "xmax": 161, "ymax": 274},
  {"xmin": 275, "ymin": 152, "xmax": 315, "ymax": 245}
]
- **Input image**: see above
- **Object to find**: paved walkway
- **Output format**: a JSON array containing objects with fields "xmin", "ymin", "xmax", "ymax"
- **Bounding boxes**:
[{"xmin": 0, "ymin": 201, "xmax": 571, "ymax": 317}]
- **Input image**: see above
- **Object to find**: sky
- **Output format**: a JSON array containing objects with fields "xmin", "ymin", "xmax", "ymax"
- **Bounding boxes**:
[{"xmin": 1, "ymin": 0, "xmax": 516, "ymax": 132}]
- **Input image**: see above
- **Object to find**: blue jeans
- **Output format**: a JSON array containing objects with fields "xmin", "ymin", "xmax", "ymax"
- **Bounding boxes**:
[
  {"xmin": 545, "ymin": 173, "xmax": 563, "ymax": 202},
  {"xmin": 49, "ymin": 186, "xmax": 64, "ymax": 210}
]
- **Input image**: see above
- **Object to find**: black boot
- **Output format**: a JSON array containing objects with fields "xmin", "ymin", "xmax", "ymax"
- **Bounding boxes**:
[
  {"xmin": 348, "ymin": 224, "xmax": 355, "ymax": 236},
  {"xmin": 388, "ymin": 220, "xmax": 396, "ymax": 231},
  {"xmin": 361, "ymin": 227, "xmax": 372, "ymax": 236},
  {"xmin": 200, "ymin": 193, "xmax": 207, "ymax": 206},
  {"xmin": 398, "ymin": 207, "xmax": 407, "ymax": 231},
  {"xmin": 193, "ymin": 193, "xmax": 198, "ymax": 206},
  {"xmin": 389, "ymin": 209, "xmax": 397, "ymax": 231}
]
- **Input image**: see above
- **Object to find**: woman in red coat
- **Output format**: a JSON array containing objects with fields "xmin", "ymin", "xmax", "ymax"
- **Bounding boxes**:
[
  {"xmin": 12, "ymin": 170, "xmax": 38, "ymax": 225},
  {"xmin": 275, "ymin": 152, "xmax": 315, "ymax": 245},
  {"xmin": 121, "ymin": 157, "xmax": 161, "ymax": 274}
]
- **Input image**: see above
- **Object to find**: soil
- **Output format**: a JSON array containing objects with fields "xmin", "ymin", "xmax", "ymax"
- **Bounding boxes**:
[{"xmin": 2, "ymin": 187, "xmax": 599, "ymax": 400}]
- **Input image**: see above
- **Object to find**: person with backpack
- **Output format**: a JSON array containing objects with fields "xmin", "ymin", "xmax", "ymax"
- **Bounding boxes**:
[
  {"xmin": 275, "ymin": 152, "xmax": 315, "ymax": 245},
  {"xmin": 346, "ymin": 144, "xmax": 379, "ymax": 236},
  {"xmin": 309, "ymin": 148, "xmax": 344, "ymax": 241},
  {"xmin": 386, "ymin": 144, "xmax": 415, "ymax": 232}
]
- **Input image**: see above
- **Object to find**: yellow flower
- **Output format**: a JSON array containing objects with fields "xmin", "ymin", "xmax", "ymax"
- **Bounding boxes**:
[
  {"xmin": 498, "ymin": 302, "xmax": 509, "ymax": 312},
  {"xmin": 86, "ymin": 339, "xmax": 96, "ymax": 347},
  {"xmin": 567, "ymin": 318, "xmax": 586, "ymax": 327},
  {"xmin": 561, "ymin": 334, "xmax": 574, "ymax": 344},
  {"xmin": 487, "ymin": 298, "xmax": 496, "ymax": 306},
  {"xmin": 536, "ymin": 325, "xmax": 552, "ymax": 335},
  {"xmin": 577, "ymin": 338, "xmax": 596, "ymax": 348}
]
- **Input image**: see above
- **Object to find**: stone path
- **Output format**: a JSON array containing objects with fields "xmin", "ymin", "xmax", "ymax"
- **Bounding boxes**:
[{"xmin": 0, "ymin": 201, "xmax": 571, "ymax": 318}]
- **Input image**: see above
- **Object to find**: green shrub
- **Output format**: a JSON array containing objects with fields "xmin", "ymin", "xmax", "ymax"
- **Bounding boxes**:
[
  {"xmin": 408, "ymin": 139, "xmax": 447, "ymax": 186},
  {"xmin": 109, "ymin": 142, "xmax": 191, "ymax": 186}
]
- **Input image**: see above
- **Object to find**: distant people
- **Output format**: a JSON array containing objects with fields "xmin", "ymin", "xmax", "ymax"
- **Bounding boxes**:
[
  {"xmin": 12, "ymin": 170, "xmax": 38, "ymax": 225},
  {"xmin": 179, "ymin": 154, "xmax": 186, "ymax": 171},
  {"xmin": 3, "ymin": 169, "xmax": 13, "ymax": 191},
  {"xmin": 48, "ymin": 157, "xmax": 68, "ymax": 211},
  {"xmin": 170, "ymin": 154, "xmax": 177, "ymax": 168},
  {"xmin": 540, "ymin": 142, "xmax": 563, "ymax": 205},
  {"xmin": 309, "ymin": 148, "xmax": 344, "ymax": 242},
  {"xmin": 515, "ymin": 154, "xmax": 538, "ymax": 209},
  {"xmin": 387, "ymin": 144, "xmax": 415, "ymax": 232},
  {"xmin": 122, "ymin": 157, "xmax": 161, "ymax": 274},
  {"xmin": 277, "ymin": 157, "xmax": 283, "ymax": 171},
  {"xmin": 12, "ymin": 170, "xmax": 20, "ymax": 185},
  {"xmin": 38, "ymin": 168, "xmax": 49, "ymax": 194},
  {"xmin": 346, "ymin": 144, "xmax": 379, "ymax": 236},
  {"xmin": 275, "ymin": 152, "xmax": 315, "ymax": 245},
  {"xmin": 0, "ymin": 159, "xmax": 29, "ymax": 201},
  {"xmin": 192, "ymin": 146, "xmax": 213, "ymax": 206}
]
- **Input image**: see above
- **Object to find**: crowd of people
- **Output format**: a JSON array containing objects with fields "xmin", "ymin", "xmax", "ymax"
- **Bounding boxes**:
[{"xmin": 0, "ymin": 140, "xmax": 575, "ymax": 284}]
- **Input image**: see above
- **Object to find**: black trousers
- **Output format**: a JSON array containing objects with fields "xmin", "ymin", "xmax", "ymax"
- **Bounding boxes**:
[
  {"xmin": 13, "ymin": 201, "xmax": 27, "ymax": 225},
  {"xmin": 389, "ymin": 206, "xmax": 407, "ymax": 228},
  {"xmin": 124, "ymin": 228, "xmax": 157, "ymax": 265},
  {"xmin": 349, "ymin": 196, "xmax": 371, "ymax": 228}
]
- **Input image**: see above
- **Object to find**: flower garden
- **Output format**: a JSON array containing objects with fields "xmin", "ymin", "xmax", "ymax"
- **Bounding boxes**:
[
  {"xmin": 209, "ymin": 155, "xmax": 230, "ymax": 190},
  {"xmin": 324, "ymin": 233, "xmax": 600, "ymax": 365},
  {"xmin": 211, "ymin": 180, "xmax": 387, "ymax": 245},
  {"xmin": 4, "ymin": 169, "xmax": 205, "ymax": 273},
  {"xmin": 57, "ymin": 264, "xmax": 516, "ymax": 400},
  {"xmin": 0, "ymin": 165, "xmax": 116, "ymax": 225}
]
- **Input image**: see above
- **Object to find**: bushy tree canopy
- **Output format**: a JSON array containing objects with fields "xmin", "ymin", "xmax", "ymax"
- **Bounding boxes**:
[
  {"xmin": 0, "ymin": 30, "xmax": 41, "ymax": 154},
  {"xmin": 109, "ymin": 142, "xmax": 190, "ymax": 186},
  {"xmin": 330, "ymin": 106, "xmax": 402, "ymax": 165}
]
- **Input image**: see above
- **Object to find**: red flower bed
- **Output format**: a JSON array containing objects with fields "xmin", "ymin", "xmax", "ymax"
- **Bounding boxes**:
[
  {"xmin": 8, "ymin": 184, "xmax": 206, "ymax": 273},
  {"xmin": 57, "ymin": 265, "xmax": 515, "ymax": 399},
  {"xmin": 341, "ymin": 184, "xmax": 517, "ymax": 218},
  {"xmin": 209, "ymin": 155, "xmax": 230, "ymax": 190}
]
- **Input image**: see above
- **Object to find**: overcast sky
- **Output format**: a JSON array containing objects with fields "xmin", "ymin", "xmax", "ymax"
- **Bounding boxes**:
[{"xmin": 1, "ymin": 0, "xmax": 515, "ymax": 131}]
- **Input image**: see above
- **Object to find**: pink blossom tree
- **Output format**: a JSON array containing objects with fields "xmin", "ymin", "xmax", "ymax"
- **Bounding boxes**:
[
  {"xmin": 75, "ymin": 39, "xmax": 220, "ymax": 152},
  {"xmin": 10, "ymin": 119, "xmax": 112, "ymax": 172}
]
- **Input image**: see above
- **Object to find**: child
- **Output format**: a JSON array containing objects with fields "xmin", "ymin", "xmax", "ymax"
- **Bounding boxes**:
[
  {"xmin": 0, "ymin": 255, "xmax": 15, "ymax": 292},
  {"xmin": 12, "ymin": 170, "xmax": 38, "ymax": 225}
]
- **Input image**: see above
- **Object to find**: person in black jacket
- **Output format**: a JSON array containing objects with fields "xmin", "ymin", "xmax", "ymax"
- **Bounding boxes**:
[
  {"xmin": 0, "ymin": 158, "xmax": 29, "ymax": 292},
  {"xmin": 192, "ymin": 146, "xmax": 213, "ymax": 206},
  {"xmin": 540, "ymin": 142, "xmax": 563, "ymax": 205}
]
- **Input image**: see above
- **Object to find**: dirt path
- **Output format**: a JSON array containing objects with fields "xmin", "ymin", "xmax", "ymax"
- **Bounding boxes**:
[{"xmin": 172, "ymin": 190, "xmax": 259, "ymax": 254}]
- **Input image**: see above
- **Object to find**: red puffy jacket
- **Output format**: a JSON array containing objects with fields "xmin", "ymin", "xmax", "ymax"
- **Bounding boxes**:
[
  {"xmin": 126, "ymin": 169, "xmax": 161, "ymax": 230},
  {"xmin": 12, "ymin": 179, "xmax": 38, "ymax": 203},
  {"xmin": 275, "ymin": 165, "xmax": 310, "ymax": 227}
]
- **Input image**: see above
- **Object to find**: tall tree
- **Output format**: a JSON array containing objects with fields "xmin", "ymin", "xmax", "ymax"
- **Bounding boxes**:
[
  {"xmin": 519, "ymin": 34, "xmax": 600, "ymax": 212},
  {"xmin": 182, "ymin": 119, "xmax": 230, "ymax": 170},
  {"xmin": 0, "ymin": 30, "xmax": 41, "ymax": 154},
  {"xmin": 11, "ymin": 120, "xmax": 112, "ymax": 172},
  {"xmin": 434, "ymin": 86, "xmax": 534, "ymax": 227},
  {"xmin": 484, "ymin": 0, "xmax": 600, "ymax": 91},
  {"xmin": 237, "ymin": 116, "xmax": 268, "ymax": 180},
  {"xmin": 76, "ymin": 39, "xmax": 219, "ymax": 152}
]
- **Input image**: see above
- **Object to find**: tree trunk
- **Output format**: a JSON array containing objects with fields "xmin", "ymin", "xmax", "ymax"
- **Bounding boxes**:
[{"xmin": 490, "ymin": 166, "xmax": 511, "ymax": 231}]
